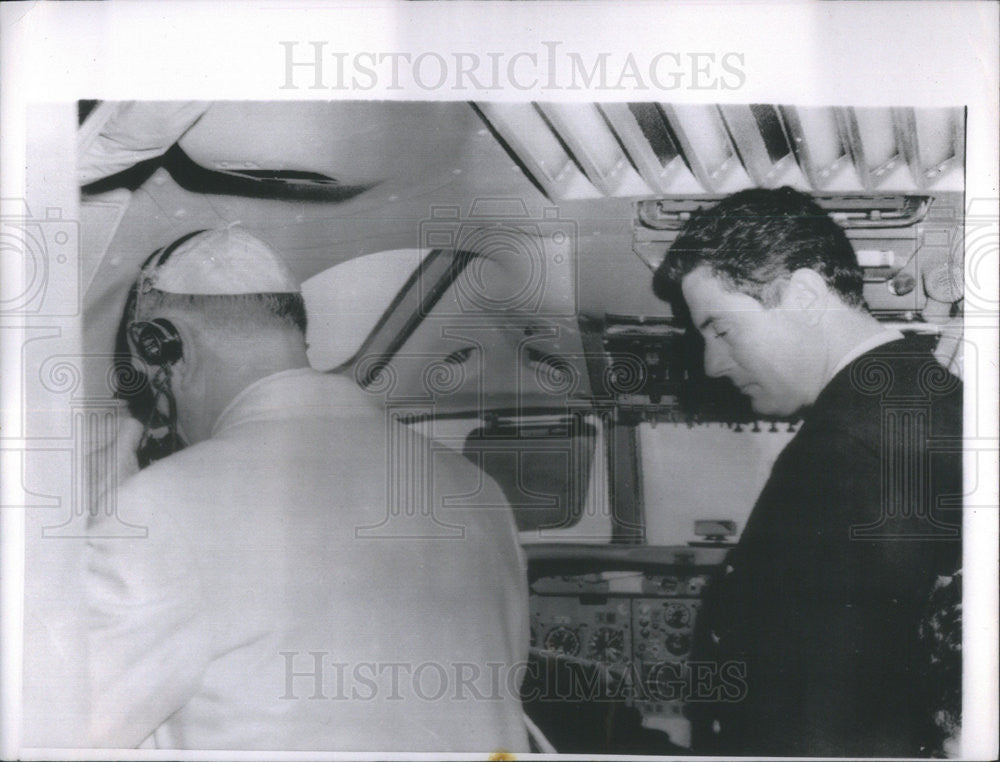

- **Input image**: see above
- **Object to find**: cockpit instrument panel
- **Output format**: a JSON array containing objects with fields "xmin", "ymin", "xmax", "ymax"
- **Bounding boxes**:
[{"xmin": 530, "ymin": 568, "xmax": 716, "ymax": 742}]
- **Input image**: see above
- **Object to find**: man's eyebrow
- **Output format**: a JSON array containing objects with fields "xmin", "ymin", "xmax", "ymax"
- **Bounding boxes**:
[{"xmin": 697, "ymin": 316, "xmax": 716, "ymax": 332}]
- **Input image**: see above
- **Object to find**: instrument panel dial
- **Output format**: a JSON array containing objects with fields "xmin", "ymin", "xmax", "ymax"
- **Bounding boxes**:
[
  {"xmin": 587, "ymin": 626, "xmax": 626, "ymax": 663},
  {"xmin": 543, "ymin": 625, "xmax": 581, "ymax": 656},
  {"xmin": 663, "ymin": 602, "xmax": 691, "ymax": 629}
]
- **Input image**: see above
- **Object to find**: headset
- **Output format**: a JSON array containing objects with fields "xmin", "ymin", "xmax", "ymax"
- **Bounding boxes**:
[
  {"xmin": 128, "ymin": 229, "xmax": 205, "ymax": 364},
  {"xmin": 124, "ymin": 230, "xmax": 207, "ymax": 466},
  {"xmin": 127, "ymin": 317, "xmax": 183, "ymax": 367}
]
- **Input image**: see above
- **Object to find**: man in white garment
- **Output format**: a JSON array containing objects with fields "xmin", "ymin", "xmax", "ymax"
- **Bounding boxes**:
[{"xmin": 86, "ymin": 227, "xmax": 530, "ymax": 752}]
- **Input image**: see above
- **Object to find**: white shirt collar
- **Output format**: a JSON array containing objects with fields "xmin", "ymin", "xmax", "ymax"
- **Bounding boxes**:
[{"xmin": 212, "ymin": 367, "xmax": 378, "ymax": 436}]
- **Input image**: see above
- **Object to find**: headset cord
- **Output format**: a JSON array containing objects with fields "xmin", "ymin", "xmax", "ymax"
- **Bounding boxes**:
[{"xmin": 137, "ymin": 365, "xmax": 183, "ymax": 468}]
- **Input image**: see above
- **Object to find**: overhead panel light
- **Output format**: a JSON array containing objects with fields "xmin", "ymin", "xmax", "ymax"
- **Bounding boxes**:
[
  {"xmin": 660, "ymin": 104, "xmax": 751, "ymax": 193},
  {"xmin": 749, "ymin": 105, "xmax": 792, "ymax": 164},
  {"xmin": 475, "ymin": 102, "xmax": 600, "ymax": 200},
  {"xmin": 781, "ymin": 106, "xmax": 858, "ymax": 191},
  {"xmin": 892, "ymin": 107, "xmax": 964, "ymax": 190},
  {"xmin": 855, "ymin": 108, "xmax": 898, "ymax": 174},
  {"xmin": 717, "ymin": 104, "xmax": 771, "ymax": 186},
  {"xmin": 839, "ymin": 107, "xmax": 907, "ymax": 190},
  {"xmin": 914, "ymin": 107, "xmax": 963, "ymax": 186},
  {"xmin": 833, "ymin": 108, "xmax": 868, "ymax": 189},
  {"xmin": 626, "ymin": 103, "xmax": 681, "ymax": 166},
  {"xmin": 598, "ymin": 103, "xmax": 702, "ymax": 195},
  {"xmin": 718, "ymin": 104, "xmax": 804, "ymax": 188},
  {"xmin": 891, "ymin": 108, "xmax": 925, "ymax": 189},
  {"xmin": 535, "ymin": 102, "xmax": 652, "ymax": 198}
]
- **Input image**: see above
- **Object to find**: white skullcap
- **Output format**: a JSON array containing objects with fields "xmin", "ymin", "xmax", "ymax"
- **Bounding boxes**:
[{"xmin": 145, "ymin": 227, "xmax": 300, "ymax": 295}]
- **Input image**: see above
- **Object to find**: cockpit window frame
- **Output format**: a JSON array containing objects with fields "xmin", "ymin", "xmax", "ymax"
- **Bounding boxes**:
[{"xmin": 337, "ymin": 248, "xmax": 477, "ymax": 384}]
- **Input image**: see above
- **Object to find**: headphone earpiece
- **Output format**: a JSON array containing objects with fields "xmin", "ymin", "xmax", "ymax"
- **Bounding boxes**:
[{"xmin": 128, "ymin": 318, "xmax": 183, "ymax": 367}]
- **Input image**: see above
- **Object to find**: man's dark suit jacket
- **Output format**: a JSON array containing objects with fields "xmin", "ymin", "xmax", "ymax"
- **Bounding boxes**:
[{"xmin": 690, "ymin": 336, "xmax": 962, "ymax": 757}]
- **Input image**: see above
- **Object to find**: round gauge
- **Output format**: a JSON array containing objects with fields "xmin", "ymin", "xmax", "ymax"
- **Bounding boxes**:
[
  {"xmin": 587, "ymin": 627, "xmax": 625, "ymax": 663},
  {"xmin": 665, "ymin": 632, "xmax": 691, "ymax": 656},
  {"xmin": 663, "ymin": 602, "xmax": 691, "ymax": 629},
  {"xmin": 543, "ymin": 626, "xmax": 581, "ymax": 656}
]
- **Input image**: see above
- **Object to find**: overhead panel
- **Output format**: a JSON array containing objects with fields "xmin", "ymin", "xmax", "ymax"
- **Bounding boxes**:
[
  {"xmin": 915, "ymin": 107, "xmax": 964, "ymax": 185},
  {"xmin": 893, "ymin": 107, "xmax": 965, "ymax": 190},
  {"xmin": 475, "ymin": 102, "xmax": 964, "ymax": 200},
  {"xmin": 598, "ymin": 103, "xmax": 702, "ymax": 195},
  {"xmin": 717, "ymin": 104, "xmax": 806, "ymax": 189},
  {"xmin": 535, "ymin": 102, "xmax": 651, "ymax": 197},
  {"xmin": 659, "ymin": 104, "xmax": 752, "ymax": 194},
  {"xmin": 835, "ymin": 107, "xmax": 910, "ymax": 191},
  {"xmin": 892, "ymin": 108, "xmax": 926, "ymax": 190},
  {"xmin": 475, "ymin": 102, "xmax": 602, "ymax": 200},
  {"xmin": 780, "ymin": 106, "xmax": 860, "ymax": 191}
]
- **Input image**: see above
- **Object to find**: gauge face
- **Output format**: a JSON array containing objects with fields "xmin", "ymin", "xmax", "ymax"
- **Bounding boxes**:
[
  {"xmin": 543, "ymin": 625, "xmax": 581, "ymax": 656},
  {"xmin": 587, "ymin": 626, "xmax": 625, "ymax": 662},
  {"xmin": 663, "ymin": 602, "xmax": 691, "ymax": 629}
]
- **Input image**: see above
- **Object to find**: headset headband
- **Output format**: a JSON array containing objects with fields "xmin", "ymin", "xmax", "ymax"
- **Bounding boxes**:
[{"xmin": 133, "ymin": 229, "xmax": 208, "ymax": 321}]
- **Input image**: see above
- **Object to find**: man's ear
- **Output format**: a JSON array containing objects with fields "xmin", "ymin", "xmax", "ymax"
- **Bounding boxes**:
[{"xmin": 783, "ymin": 268, "xmax": 829, "ymax": 325}]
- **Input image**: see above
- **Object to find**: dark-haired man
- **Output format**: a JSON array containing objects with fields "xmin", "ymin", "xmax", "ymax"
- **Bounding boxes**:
[
  {"xmin": 86, "ymin": 227, "xmax": 530, "ymax": 752},
  {"xmin": 653, "ymin": 188, "xmax": 962, "ymax": 756}
]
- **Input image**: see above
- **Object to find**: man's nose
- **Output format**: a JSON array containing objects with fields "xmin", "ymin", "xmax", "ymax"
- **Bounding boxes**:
[{"xmin": 703, "ymin": 340, "xmax": 731, "ymax": 379}]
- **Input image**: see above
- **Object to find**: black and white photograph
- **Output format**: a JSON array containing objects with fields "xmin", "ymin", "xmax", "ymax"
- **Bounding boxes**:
[{"xmin": 2, "ymin": 1, "xmax": 997, "ymax": 760}]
